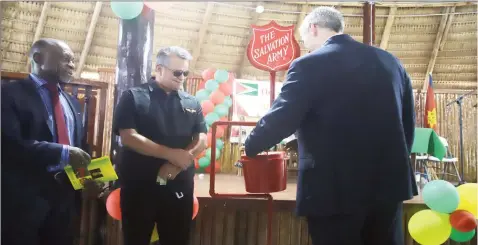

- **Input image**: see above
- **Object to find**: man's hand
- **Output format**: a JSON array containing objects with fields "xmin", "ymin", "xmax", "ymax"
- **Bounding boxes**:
[
  {"xmin": 82, "ymin": 179, "xmax": 104, "ymax": 200},
  {"xmin": 68, "ymin": 146, "xmax": 91, "ymax": 177},
  {"xmin": 167, "ymin": 149, "xmax": 194, "ymax": 170},
  {"xmin": 158, "ymin": 163, "xmax": 182, "ymax": 181}
]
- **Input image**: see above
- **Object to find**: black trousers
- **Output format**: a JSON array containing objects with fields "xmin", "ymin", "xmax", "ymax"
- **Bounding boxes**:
[
  {"xmin": 121, "ymin": 183, "xmax": 194, "ymax": 245},
  {"xmin": 2, "ymin": 173, "xmax": 79, "ymax": 245},
  {"xmin": 307, "ymin": 202, "xmax": 403, "ymax": 245}
]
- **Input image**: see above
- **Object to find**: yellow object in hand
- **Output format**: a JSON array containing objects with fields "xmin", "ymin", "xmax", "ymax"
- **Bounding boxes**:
[{"xmin": 64, "ymin": 156, "xmax": 118, "ymax": 190}]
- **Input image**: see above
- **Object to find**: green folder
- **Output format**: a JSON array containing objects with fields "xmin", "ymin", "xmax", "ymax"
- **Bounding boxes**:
[
  {"xmin": 411, "ymin": 128, "xmax": 446, "ymax": 161},
  {"xmin": 64, "ymin": 156, "xmax": 118, "ymax": 190}
]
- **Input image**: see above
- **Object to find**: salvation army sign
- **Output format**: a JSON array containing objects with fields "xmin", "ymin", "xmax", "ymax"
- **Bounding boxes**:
[{"xmin": 246, "ymin": 21, "xmax": 300, "ymax": 72}]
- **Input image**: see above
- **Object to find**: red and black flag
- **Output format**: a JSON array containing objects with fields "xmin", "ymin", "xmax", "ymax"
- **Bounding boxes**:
[{"xmin": 424, "ymin": 73, "xmax": 437, "ymax": 131}]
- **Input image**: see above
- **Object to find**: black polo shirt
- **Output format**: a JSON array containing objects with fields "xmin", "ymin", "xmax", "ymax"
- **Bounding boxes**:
[{"xmin": 113, "ymin": 81, "xmax": 207, "ymax": 188}]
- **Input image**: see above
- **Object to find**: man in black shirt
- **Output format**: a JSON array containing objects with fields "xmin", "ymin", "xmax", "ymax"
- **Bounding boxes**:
[{"xmin": 113, "ymin": 46, "xmax": 207, "ymax": 245}]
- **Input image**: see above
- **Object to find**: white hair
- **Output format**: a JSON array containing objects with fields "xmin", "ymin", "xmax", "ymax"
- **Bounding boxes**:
[
  {"xmin": 156, "ymin": 46, "xmax": 192, "ymax": 66},
  {"xmin": 299, "ymin": 7, "xmax": 345, "ymax": 35}
]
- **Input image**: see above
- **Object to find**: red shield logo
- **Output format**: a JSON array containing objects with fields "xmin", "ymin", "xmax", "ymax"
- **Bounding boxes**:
[{"xmin": 247, "ymin": 21, "xmax": 300, "ymax": 72}]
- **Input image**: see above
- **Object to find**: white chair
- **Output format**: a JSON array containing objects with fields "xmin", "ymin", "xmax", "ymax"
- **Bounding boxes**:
[{"xmin": 425, "ymin": 137, "xmax": 462, "ymax": 182}]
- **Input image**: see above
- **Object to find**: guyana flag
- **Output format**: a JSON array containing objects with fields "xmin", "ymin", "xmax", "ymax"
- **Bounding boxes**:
[{"xmin": 424, "ymin": 73, "xmax": 437, "ymax": 130}]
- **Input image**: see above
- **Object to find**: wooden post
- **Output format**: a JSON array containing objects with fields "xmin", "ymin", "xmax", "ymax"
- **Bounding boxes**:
[
  {"xmin": 111, "ymin": 6, "xmax": 155, "ymax": 158},
  {"xmin": 362, "ymin": 2, "xmax": 374, "ymax": 45}
]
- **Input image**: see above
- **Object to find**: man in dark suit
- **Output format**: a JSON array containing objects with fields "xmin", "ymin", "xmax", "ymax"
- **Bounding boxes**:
[
  {"xmin": 2, "ymin": 38, "xmax": 96, "ymax": 245},
  {"xmin": 244, "ymin": 7, "xmax": 417, "ymax": 245}
]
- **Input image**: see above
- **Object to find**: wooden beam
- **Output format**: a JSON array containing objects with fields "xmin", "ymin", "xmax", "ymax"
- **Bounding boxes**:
[
  {"xmin": 76, "ymin": 2, "xmax": 103, "ymax": 78},
  {"xmin": 422, "ymin": 6, "xmax": 455, "ymax": 91},
  {"xmin": 236, "ymin": 2, "xmax": 264, "ymax": 79},
  {"xmin": 25, "ymin": 2, "xmax": 50, "ymax": 72},
  {"xmin": 438, "ymin": 6, "xmax": 457, "ymax": 51},
  {"xmin": 189, "ymin": 2, "xmax": 215, "ymax": 74},
  {"xmin": 291, "ymin": 1, "xmax": 473, "ymax": 7},
  {"xmin": 379, "ymin": 7, "xmax": 397, "ymax": 50}
]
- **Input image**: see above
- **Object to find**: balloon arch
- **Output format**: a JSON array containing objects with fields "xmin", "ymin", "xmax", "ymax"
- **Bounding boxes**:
[{"xmin": 194, "ymin": 68, "xmax": 234, "ymax": 173}]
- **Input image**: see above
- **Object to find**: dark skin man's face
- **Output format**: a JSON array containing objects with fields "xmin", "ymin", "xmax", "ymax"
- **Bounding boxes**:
[{"xmin": 33, "ymin": 41, "xmax": 75, "ymax": 84}]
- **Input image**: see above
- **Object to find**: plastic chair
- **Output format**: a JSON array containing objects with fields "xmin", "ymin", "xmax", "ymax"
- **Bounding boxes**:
[{"xmin": 426, "ymin": 137, "xmax": 462, "ymax": 183}]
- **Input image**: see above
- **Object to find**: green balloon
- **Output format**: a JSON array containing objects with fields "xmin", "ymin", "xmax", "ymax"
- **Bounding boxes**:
[
  {"xmin": 195, "ymin": 89, "xmax": 210, "ymax": 102},
  {"xmin": 216, "ymin": 139, "xmax": 224, "ymax": 150},
  {"xmin": 205, "ymin": 112, "xmax": 220, "ymax": 126},
  {"xmin": 205, "ymin": 148, "xmax": 221, "ymax": 160},
  {"xmin": 111, "ymin": 1, "xmax": 144, "ymax": 20},
  {"xmin": 214, "ymin": 70, "xmax": 229, "ymax": 83},
  {"xmin": 450, "ymin": 228, "xmax": 476, "ymax": 242},
  {"xmin": 423, "ymin": 180, "xmax": 460, "ymax": 213},
  {"xmin": 214, "ymin": 104, "xmax": 229, "ymax": 117},
  {"xmin": 205, "ymin": 79, "xmax": 219, "ymax": 92},
  {"xmin": 223, "ymin": 96, "xmax": 232, "ymax": 107},
  {"xmin": 198, "ymin": 157, "xmax": 210, "ymax": 168}
]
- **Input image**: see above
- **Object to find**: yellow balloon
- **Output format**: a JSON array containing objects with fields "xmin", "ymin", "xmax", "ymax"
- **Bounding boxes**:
[
  {"xmin": 151, "ymin": 224, "xmax": 159, "ymax": 243},
  {"xmin": 456, "ymin": 183, "xmax": 478, "ymax": 217},
  {"xmin": 408, "ymin": 210, "xmax": 451, "ymax": 245}
]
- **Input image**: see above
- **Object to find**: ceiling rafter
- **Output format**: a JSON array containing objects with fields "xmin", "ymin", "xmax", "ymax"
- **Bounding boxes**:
[
  {"xmin": 379, "ymin": 7, "xmax": 397, "ymax": 50},
  {"xmin": 422, "ymin": 6, "xmax": 456, "ymax": 92},
  {"xmin": 76, "ymin": 2, "xmax": 103, "ymax": 78},
  {"xmin": 189, "ymin": 2, "xmax": 215, "ymax": 75},
  {"xmin": 438, "ymin": 6, "xmax": 458, "ymax": 51}
]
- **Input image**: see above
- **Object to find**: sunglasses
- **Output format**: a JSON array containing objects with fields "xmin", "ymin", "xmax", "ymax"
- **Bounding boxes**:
[{"xmin": 163, "ymin": 66, "xmax": 189, "ymax": 77}]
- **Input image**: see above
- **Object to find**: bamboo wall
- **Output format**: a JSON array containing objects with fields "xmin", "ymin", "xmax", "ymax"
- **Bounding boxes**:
[{"xmin": 414, "ymin": 91, "xmax": 477, "ymax": 182}]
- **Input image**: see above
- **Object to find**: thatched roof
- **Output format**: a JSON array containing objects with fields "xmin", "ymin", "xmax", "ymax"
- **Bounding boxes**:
[{"xmin": 1, "ymin": 1, "xmax": 477, "ymax": 91}]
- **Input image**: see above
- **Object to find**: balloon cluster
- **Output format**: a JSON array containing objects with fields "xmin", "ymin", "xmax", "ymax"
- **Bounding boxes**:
[
  {"xmin": 408, "ymin": 181, "xmax": 477, "ymax": 245},
  {"xmin": 194, "ymin": 68, "xmax": 234, "ymax": 173}
]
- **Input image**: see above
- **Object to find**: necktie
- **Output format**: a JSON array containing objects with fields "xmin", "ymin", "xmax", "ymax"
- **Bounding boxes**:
[{"xmin": 46, "ymin": 83, "xmax": 70, "ymax": 145}]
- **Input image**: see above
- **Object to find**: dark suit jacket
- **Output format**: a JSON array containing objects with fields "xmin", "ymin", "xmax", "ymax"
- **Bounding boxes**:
[
  {"xmin": 245, "ymin": 34, "xmax": 417, "ymax": 216},
  {"xmin": 1, "ymin": 77, "xmax": 85, "ymax": 218}
]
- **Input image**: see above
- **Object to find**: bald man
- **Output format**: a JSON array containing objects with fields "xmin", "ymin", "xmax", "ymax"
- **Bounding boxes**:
[{"xmin": 2, "ymin": 38, "xmax": 97, "ymax": 245}]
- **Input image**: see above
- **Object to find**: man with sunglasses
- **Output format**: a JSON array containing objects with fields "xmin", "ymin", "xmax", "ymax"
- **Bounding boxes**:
[{"xmin": 113, "ymin": 46, "xmax": 208, "ymax": 245}]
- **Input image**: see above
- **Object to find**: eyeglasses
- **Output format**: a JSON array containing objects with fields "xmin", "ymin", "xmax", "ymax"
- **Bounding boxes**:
[{"xmin": 163, "ymin": 66, "xmax": 189, "ymax": 77}]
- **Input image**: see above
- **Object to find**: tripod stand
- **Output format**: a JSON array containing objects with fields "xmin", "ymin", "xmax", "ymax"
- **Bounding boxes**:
[{"xmin": 446, "ymin": 90, "xmax": 476, "ymax": 185}]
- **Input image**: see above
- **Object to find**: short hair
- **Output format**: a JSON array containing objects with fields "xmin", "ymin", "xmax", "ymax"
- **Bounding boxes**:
[
  {"xmin": 300, "ymin": 7, "xmax": 345, "ymax": 34},
  {"xmin": 156, "ymin": 46, "xmax": 193, "ymax": 66},
  {"xmin": 29, "ymin": 38, "xmax": 68, "ymax": 58}
]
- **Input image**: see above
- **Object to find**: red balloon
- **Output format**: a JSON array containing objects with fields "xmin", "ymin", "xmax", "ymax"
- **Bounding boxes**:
[
  {"xmin": 197, "ymin": 80, "xmax": 206, "ymax": 90},
  {"xmin": 194, "ymin": 159, "xmax": 199, "ymax": 169},
  {"xmin": 192, "ymin": 195, "xmax": 199, "ymax": 219},
  {"xmin": 219, "ymin": 81, "xmax": 233, "ymax": 96},
  {"xmin": 201, "ymin": 100, "xmax": 214, "ymax": 115},
  {"xmin": 450, "ymin": 210, "xmax": 477, "ymax": 232},
  {"xmin": 202, "ymin": 68, "xmax": 216, "ymax": 81},
  {"xmin": 210, "ymin": 90, "xmax": 225, "ymax": 105},
  {"xmin": 205, "ymin": 161, "xmax": 221, "ymax": 173},
  {"xmin": 106, "ymin": 188, "xmax": 122, "ymax": 220},
  {"xmin": 216, "ymin": 126, "xmax": 224, "ymax": 138}
]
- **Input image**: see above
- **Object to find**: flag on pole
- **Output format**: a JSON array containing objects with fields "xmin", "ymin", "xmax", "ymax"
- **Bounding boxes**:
[{"xmin": 424, "ymin": 73, "xmax": 437, "ymax": 131}]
